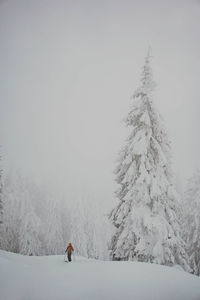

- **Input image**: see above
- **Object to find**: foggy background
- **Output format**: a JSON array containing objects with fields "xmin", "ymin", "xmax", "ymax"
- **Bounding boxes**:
[{"xmin": 0, "ymin": 0, "xmax": 199, "ymax": 210}]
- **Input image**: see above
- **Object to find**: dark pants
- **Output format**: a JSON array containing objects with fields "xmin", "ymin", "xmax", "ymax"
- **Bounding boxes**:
[{"xmin": 67, "ymin": 251, "xmax": 72, "ymax": 262}]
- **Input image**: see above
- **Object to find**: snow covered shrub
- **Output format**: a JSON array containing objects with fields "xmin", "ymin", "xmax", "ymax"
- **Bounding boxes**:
[{"xmin": 182, "ymin": 170, "xmax": 200, "ymax": 275}]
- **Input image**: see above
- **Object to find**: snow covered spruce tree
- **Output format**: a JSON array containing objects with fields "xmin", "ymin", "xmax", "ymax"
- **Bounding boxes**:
[
  {"xmin": 109, "ymin": 53, "xmax": 190, "ymax": 271},
  {"xmin": 182, "ymin": 170, "xmax": 200, "ymax": 275}
]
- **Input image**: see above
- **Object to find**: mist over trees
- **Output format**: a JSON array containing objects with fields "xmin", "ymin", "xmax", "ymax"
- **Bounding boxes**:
[
  {"xmin": 69, "ymin": 195, "xmax": 110, "ymax": 259},
  {"xmin": 0, "ymin": 172, "xmax": 109, "ymax": 259}
]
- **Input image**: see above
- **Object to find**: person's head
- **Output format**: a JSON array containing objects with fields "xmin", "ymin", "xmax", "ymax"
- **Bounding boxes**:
[{"xmin": 69, "ymin": 242, "xmax": 72, "ymax": 246}]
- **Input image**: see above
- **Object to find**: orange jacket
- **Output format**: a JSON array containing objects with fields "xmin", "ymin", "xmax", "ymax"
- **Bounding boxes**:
[{"xmin": 66, "ymin": 243, "xmax": 74, "ymax": 253}]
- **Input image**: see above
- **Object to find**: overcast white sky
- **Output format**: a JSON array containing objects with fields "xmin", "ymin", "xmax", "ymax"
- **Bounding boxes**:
[{"xmin": 0, "ymin": 0, "xmax": 200, "ymax": 208}]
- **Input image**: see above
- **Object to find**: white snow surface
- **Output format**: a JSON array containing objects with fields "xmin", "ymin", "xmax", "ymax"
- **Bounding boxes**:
[{"xmin": 0, "ymin": 250, "xmax": 200, "ymax": 300}]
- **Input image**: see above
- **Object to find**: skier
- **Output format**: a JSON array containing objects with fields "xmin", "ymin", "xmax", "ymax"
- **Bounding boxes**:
[{"xmin": 65, "ymin": 242, "xmax": 74, "ymax": 262}]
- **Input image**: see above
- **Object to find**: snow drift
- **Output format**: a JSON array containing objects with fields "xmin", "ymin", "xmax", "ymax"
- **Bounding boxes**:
[{"xmin": 0, "ymin": 250, "xmax": 200, "ymax": 300}]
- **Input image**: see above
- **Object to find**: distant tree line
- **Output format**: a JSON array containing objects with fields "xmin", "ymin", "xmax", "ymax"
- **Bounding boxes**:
[{"xmin": 0, "ymin": 171, "xmax": 109, "ymax": 260}]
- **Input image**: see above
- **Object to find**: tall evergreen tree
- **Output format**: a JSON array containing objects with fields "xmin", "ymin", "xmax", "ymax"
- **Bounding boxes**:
[
  {"xmin": 109, "ymin": 53, "xmax": 190, "ymax": 271},
  {"xmin": 182, "ymin": 170, "xmax": 200, "ymax": 275}
]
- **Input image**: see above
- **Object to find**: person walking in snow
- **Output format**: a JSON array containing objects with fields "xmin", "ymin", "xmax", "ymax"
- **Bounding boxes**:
[{"xmin": 65, "ymin": 243, "xmax": 74, "ymax": 262}]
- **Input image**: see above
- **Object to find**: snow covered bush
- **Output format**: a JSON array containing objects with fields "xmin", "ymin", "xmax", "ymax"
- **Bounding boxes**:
[
  {"xmin": 109, "ymin": 53, "xmax": 190, "ymax": 271},
  {"xmin": 182, "ymin": 170, "xmax": 200, "ymax": 275}
]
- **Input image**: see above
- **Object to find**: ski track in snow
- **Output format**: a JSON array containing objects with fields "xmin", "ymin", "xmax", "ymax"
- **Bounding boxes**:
[{"xmin": 0, "ymin": 250, "xmax": 200, "ymax": 300}]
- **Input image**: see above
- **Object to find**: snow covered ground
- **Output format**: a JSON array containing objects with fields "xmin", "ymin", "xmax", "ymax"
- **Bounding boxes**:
[{"xmin": 0, "ymin": 250, "xmax": 200, "ymax": 300}]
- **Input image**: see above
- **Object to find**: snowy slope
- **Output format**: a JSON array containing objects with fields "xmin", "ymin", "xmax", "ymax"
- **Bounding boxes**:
[{"xmin": 0, "ymin": 250, "xmax": 200, "ymax": 300}]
